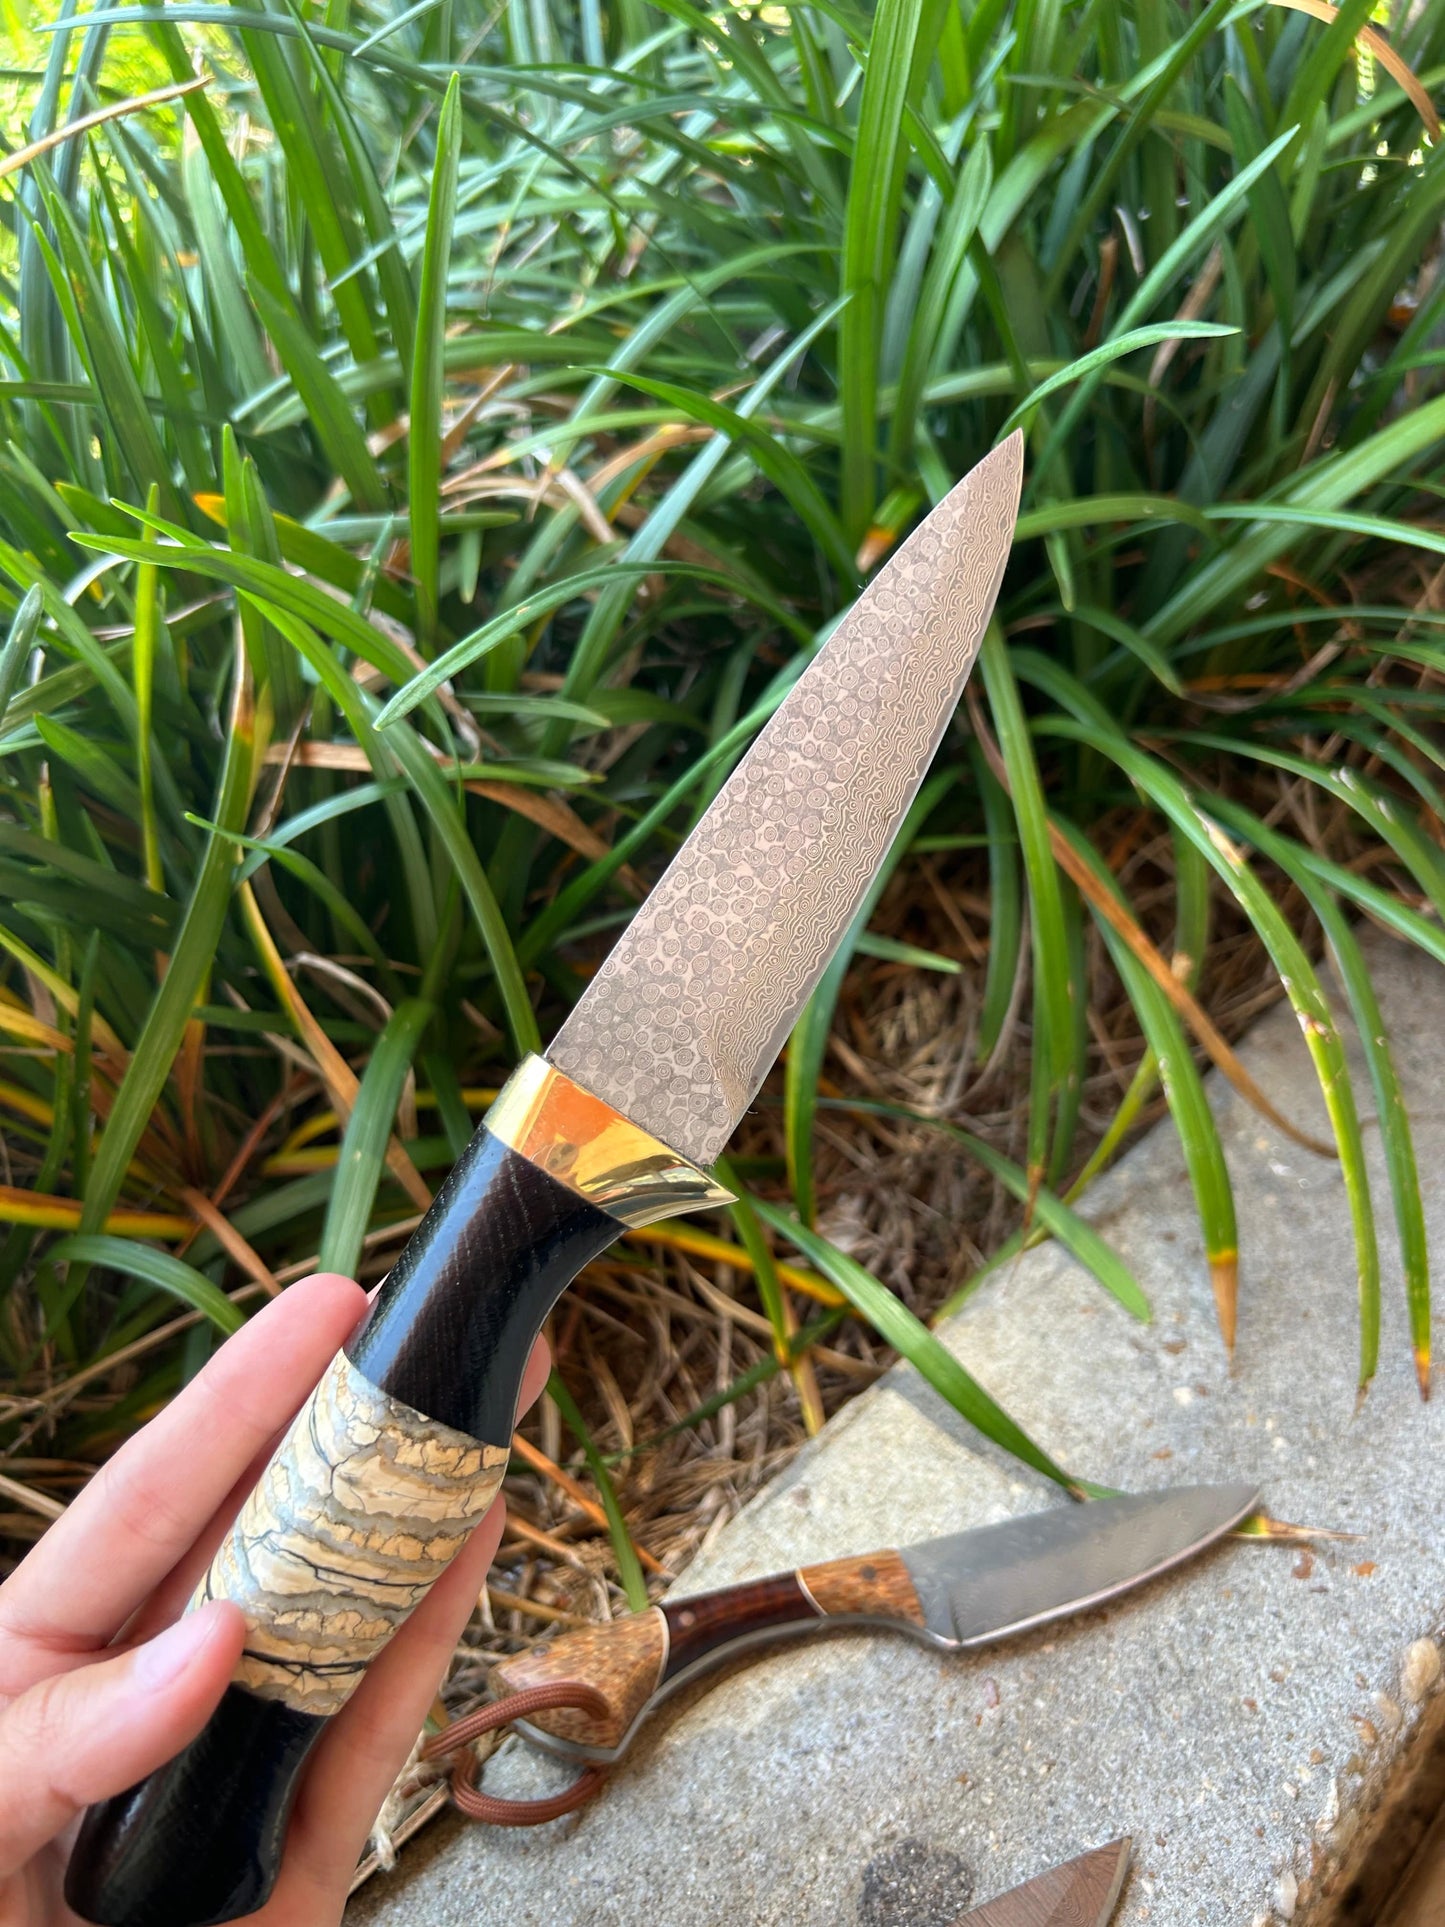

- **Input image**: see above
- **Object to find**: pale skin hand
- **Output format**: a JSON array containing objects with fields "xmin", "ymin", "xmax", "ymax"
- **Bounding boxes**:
[{"xmin": 0, "ymin": 1272, "xmax": 548, "ymax": 1926}]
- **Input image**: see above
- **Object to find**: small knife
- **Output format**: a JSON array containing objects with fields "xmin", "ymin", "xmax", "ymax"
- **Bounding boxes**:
[
  {"xmin": 958, "ymin": 1838, "xmax": 1131, "ymax": 1927},
  {"xmin": 68, "ymin": 434, "xmax": 1023, "ymax": 1927},
  {"xmin": 478, "ymin": 1485, "xmax": 1255, "ymax": 1790}
]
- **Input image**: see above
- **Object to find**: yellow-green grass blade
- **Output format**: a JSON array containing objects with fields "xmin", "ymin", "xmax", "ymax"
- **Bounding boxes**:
[
  {"xmin": 89, "ymin": 160, "xmax": 213, "ymax": 500},
  {"xmin": 1150, "ymin": 389, "xmax": 1445, "ymax": 646},
  {"xmin": 998, "ymin": 321, "xmax": 1237, "ymax": 438},
  {"xmin": 717, "ymin": 1160, "xmax": 824, "ymax": 1436},
  {"xmin": 179, "ymin": 127, "xmax": 271, "ymax": 402},
  {"xmin": 377, "ymin": 560, "xmax": 810, "ymax": 727},
  {"xmin": 131, "ymin": 485, "xmax": 164, "ymax": 898},
  {"xmin": 1036, "ymin": 125, "xmax": 1299, "ymax": 483},
  {"xmin": 1052, "ymin": 815, "xmax": 1237, "ymax": 1352},
  {"xmin": 1208, "ymin": 797, "xmax": 1431, "ymax": 1396},
  {"xmin": 30, "ymin": 172, "xmax": 182, "ymax": 522},
  {"xmin": 980, "ymin": 625, "xmax": 1075, "ymax": 1185},
  {"xmin": 1174, "ymin": 732, "xmax": 1445, "ymax": 929},
  {"xmin": 222, "ymin": 429, "xmax": 305, "ymax": 735},
  {"xmin": 887, "ymin": 133, "xmax": 991, "ymax": 475},
  {"xmin": 193, "ymin": 497, "xmax": 417, "ymax": 628},
  {"xmin": 237, "ymin": 0, "xmax": 382, "ymax": 379},
  {"xmin": 70, "ymin": 522, "xmax": 429, "ymax": 704},
  {"xmin": 1022, "ymin": 670, "xmax": 1382, "ymax": 1387},
  {"xmin": 247, "ymin": 280, "xmax": 385, "ymax": 513},
  {"xmin": 182, "ymin": 814, "xmax": 401, "ymax": 998},
  {"xmin": 596, "ymin": 370, "xmax": 856, "ymax": 583},
  {"xmin": 1067, "ymin": 604, "xmax": 1182, "ymax": 697}
]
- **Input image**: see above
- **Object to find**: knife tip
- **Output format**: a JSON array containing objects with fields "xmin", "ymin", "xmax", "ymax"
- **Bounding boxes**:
[{"xmin": 978, "ymin": 426, "xmax": 1025, "ymax": 495}]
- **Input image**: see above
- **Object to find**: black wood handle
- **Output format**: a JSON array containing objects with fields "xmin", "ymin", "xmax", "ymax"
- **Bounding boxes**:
[{"xmin": 66, "ymin": 1122, "xmax": 626, "ymax": 1926}]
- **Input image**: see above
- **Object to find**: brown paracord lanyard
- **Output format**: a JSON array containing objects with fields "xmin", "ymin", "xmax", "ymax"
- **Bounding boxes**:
[{"xmin": 421, "ymin": 1683, "xmax": 613, "ymax": 1826}]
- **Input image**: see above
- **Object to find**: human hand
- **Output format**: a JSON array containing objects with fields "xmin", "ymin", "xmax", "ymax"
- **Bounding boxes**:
[{"xmin": 0, "ymin": 1271, "xmax": 547, "ymax": 1925}]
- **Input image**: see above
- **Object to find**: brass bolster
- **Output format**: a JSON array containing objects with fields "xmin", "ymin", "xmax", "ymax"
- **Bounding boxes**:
[{"xmin": 486, "ymin": 1056, "xmax": 734, "ymax": 1227}]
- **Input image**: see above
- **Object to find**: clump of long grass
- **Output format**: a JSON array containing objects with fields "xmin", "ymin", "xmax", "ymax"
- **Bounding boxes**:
[{"xmin": 2, "ymin": 0, "xmax": 1444, "ymax": 1564}]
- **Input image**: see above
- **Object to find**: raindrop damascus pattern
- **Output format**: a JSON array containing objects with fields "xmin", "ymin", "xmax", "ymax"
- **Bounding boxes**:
[{"xmin": 550, "ymin": 433, "xmax": 1023, "ymax": 1167}]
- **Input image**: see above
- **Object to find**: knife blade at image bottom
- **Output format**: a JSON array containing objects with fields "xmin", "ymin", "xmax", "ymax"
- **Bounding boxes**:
[{"xmin": 958, "ymin": 1838, "xmax": 1131, "ymax": 1927}]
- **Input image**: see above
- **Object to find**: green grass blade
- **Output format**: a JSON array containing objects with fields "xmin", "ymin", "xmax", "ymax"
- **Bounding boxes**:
[
  {"xmin": 1205, "ymin": 802, "xmax": 1430, "ymax": 1394},
  {"xmin": 77, "ymin": 656, "xmax": 259, "ymax": 1237},
  {"xmin": 45, "ymin": 1233, "xmax": 245, "ymax": 1335},
  {"xmin": 784, "ymin": 773, "xmax": 951, "ymax": 1228},
  {"xmin": 319, "ymin": 997, "xmax": 435, "ymax": 1277},
  {"xmin": 547, "ymin": 1369, "xmax": 650, "ymax": 1611},
  {"xmin": 1052, "ymin": 816, "xmax": 1237, "ymax": 1350},
  {"xmin": 0, "ymin": 585, "xmax": 43, "ymax": 726},
  {"xmin": 979, "ymin": 624, "xmax": 1073, "ymax": 1182},
  {"xmin": 409, "ymin": 71, "xmax": 462, "ymax": 651},
  {"xmin": 973, "ymin": 743, "xmax": 1021, "ymax": 1064},
  {"xmin": 1020, "ymin": 665, "xmax": 1382, "ymax": 1386},
  {"xmin": 839, "ymin": 0, "xmax": 926, "ymax": 543},
  {"xmin": 751, "ymin": 1196, "xmax": 1082, "ymax": 1492},
  {"xmin": 999, "ymin": 322, "xmax": 1236, "ymax": 437},
  {"xmin": 248, "ymin": 280, "xmax": 385, "ymax": 513},
  {"xmin": 835, "ymin": 1096, "xmax": 1150, "ymax": 1323},
  {"xmin": 131, "ymin": 483, "xmax": 164, "ymax": 895}
]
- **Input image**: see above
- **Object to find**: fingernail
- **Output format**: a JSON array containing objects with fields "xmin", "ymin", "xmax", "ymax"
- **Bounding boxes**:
[{"xmin": 133, "ymin": 1608, "xmax": 226, "ymax": 1691}]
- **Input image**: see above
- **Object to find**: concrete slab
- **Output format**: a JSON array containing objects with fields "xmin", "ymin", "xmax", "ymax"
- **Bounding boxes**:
[{"xmin": 348, "ymin": 931, "xmax": 1445, "ymax": 1927}]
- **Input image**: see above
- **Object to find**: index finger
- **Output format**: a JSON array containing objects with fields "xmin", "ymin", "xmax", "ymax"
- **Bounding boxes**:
[{"xmin": 0, "ymin": 1273, "xmax": 366, "ymax": 1654}]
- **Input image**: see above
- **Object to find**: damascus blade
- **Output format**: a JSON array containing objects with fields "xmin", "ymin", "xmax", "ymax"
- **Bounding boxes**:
[
  {"xmin": 957, "ymin": 1839, "xmax": 1131, "ymax": 1927},
  {"xmin": 901, "ymin": 1484, "xmax": 1258, "ymax": 1648},
  {"xmin": 549, "ymin": 432, "xmax": 1024, "ymax": 1165}
]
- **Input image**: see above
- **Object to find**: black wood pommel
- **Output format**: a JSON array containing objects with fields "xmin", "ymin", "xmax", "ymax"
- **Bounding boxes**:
[{"xmin": 65, "ymin": 1687, "xmax": 324, "ymax": 1926}]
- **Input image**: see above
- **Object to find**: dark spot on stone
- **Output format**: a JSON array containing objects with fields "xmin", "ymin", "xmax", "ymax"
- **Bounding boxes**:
[
  {"xmin": 860, "ymin": 1563, "xmax": 877, "ymax": 1581},
  {"xmin": 857, "ymin": 1839, "xmax": 974, "ymax": 1927}
]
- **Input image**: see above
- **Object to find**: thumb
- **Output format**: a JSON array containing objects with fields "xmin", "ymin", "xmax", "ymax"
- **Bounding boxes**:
[{"xmin": 0, "ymin": 1602, "xmax": 245, "ymax": 1878}]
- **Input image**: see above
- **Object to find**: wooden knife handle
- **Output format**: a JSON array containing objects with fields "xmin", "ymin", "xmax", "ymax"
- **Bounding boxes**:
[
  {"xmin": 65, "ymin": 1059, "xmax": 729, "ymax": 1927},
  {"xmin": 491, "ymin": 1550, "xmax": 925, "ymax": 1756}
]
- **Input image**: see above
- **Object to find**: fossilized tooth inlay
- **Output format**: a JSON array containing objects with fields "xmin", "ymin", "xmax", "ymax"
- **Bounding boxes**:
[{"xmin": 191, "ymin": 1351, "xmax": 508, "ymax": 1716}]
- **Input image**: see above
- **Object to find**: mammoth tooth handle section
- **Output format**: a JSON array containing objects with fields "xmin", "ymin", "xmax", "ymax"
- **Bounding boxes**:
[{"xmin": 193, "ymin": 1349, "xmax": 509, "ymax": 1716}]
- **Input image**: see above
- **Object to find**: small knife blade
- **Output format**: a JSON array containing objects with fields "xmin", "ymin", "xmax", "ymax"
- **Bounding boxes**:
[
  {"xmin": 490, "ymin": 1482, "xmax": 1257, "ymax": 1772},
  {"xmin": 902, "ymin": 1482, "xmax": 1260, "ymax": 1647},
  {"xmin": 956, "ymin": 1839, "xmax": 1131, "ymax": 1927}
]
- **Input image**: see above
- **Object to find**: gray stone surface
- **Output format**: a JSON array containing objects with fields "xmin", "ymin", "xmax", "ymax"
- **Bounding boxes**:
[{"xmin": 349, "ymin": 932, "xmax": 1445, "ymax": 1927}]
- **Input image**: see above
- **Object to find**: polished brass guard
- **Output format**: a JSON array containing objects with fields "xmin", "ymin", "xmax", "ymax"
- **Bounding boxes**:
[{"xmin": 487, "ymin": 1056, "xmax": 734, "ymax": 1226}]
